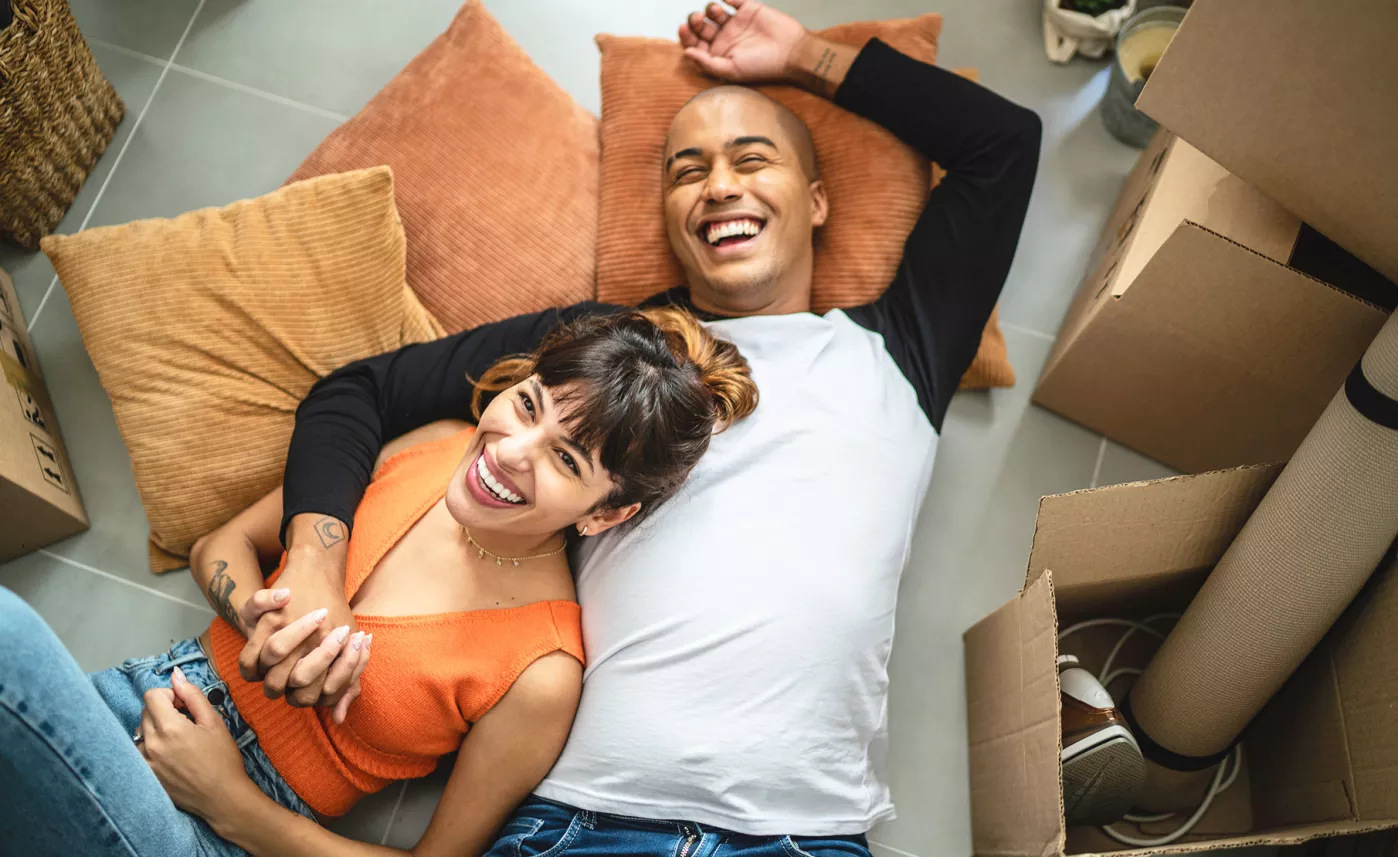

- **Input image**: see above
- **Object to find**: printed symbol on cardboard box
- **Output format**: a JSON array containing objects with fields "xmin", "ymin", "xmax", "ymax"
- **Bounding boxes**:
[
  {"xmin": 0, "ymin": 288, "xmax": 12, "ymax": 322},
  {"xmin": 0, "ymin": 322, "xmax": 28, "ymax": 372},
  {"xmin": 31, "ymin": 434, "xmax": 69, "ymax": 494},
  {"xmin": 16, "ymin": 387, "xmax": 47, "ymax": 431}
]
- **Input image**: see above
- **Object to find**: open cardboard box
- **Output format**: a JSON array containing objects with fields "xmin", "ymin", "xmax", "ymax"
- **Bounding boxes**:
[
  {"xmin": 964, "ymin": 465, "xmax": 1398, "ymax": 856},
  {"xmin": 1136, "ymin": 0, "xmax": 1398, "ymax": 286},
  {"xmin": 1033, "ymin": 131, "xmax": 1393, "ymax": 474}
]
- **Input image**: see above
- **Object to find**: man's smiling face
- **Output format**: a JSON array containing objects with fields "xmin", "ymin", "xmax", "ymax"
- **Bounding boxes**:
[{"xmin": 662, "ymin": 87, "xmax": 827, "ymax": 314}]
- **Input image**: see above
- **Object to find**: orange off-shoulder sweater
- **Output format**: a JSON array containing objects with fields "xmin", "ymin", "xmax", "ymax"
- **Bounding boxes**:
[{"xmin": 208, "ymin": 428, "xmax": 584, "ymax": 816}]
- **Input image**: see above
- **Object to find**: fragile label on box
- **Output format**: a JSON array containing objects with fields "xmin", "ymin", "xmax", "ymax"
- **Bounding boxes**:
[
  {"xmin": 0, "ymin": 349, "xmax": 48, "ymax": 433},
  {"xmin": 30, "ymin": 433, "xmax": 70, "ymax": 494}
]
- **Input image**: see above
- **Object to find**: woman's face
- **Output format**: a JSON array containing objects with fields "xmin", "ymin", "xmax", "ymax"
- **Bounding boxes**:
[{"xmin": 444, "ymin": 377, "xmax": 636, "ymax": 540}]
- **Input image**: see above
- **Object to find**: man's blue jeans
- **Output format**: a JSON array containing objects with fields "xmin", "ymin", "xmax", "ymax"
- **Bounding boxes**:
[
  {"xmin": 0, "ymin": 586, "xmax": 312, "ymax": 856},
  {"xmin": 485, "ymin": 795, "xmax": 872, "ymax": 857}
]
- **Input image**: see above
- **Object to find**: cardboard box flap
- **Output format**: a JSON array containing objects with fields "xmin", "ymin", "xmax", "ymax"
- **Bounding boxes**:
[
  {"xmin": 1137, "ymin": 0, "xmax": 1398, "ymax": 284},
  {"xmin": 1114, "ymin": 140, "xmax": 1297, "ymax": 301},
  {"xmin": 1024, "ymin": 465, "xmax": 1280, "ymax": 619},
  {"xmin": 965, "ymin": 571, "xmax": 1063, "ymax": 857}
]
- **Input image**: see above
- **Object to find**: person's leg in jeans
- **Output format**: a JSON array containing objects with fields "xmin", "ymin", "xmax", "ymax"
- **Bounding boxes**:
[
  {"xmin": 484, "ymin": 795, "xmax": 872, "ymax": 857},
  {"xmin": 0, "ymin": 586, "xmax": 241, "ymax": 857}
]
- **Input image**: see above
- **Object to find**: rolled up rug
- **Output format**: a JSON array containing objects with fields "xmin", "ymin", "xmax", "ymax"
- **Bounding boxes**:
[{"xmin": 1125, "ymin": 309, "xmax": 1398, "ymax": 810}]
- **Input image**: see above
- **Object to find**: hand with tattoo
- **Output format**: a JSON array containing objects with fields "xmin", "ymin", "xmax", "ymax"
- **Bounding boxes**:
[{"xmin": 238, "ymin": 514, "xmax": 362, "ymax": 715}]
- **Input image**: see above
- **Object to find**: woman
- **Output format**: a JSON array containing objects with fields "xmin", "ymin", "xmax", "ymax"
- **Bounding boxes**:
[{"xmin": 0, "ymin": 308, "xmax": 757, "ymax": 857}]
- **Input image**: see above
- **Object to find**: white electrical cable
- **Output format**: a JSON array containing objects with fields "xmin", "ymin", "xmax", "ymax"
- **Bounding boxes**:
[
  {"xmin": 1059, "ymin": 615, "xmax": 1239, "ymax": 848},
  {"xmin": 1099, "ymin": 614, "xmax": 1179, "ymax": 681},
  {"xmin": 1123, "ymin": 746, "xmax": 1241, "ymax": 825},
  {"xmin": 1103, "ymin": 746, "xmax": 1243, "ymax": 847}
]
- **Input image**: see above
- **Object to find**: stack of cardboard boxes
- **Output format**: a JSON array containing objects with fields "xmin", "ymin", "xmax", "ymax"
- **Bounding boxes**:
[
  {"xmin": 965, "ymin": 1, "xmax": 1398, "ymax": 854},
  {"xmin": 0, "ymin": 268, "xmax": 87, "ymax": 562},
  {"xmin": 1033, "ymin": 0, "xmax": 1396, "ymax": 473}
]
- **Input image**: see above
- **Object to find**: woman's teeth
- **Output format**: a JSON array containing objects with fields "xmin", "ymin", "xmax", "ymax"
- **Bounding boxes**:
[
  {"xmin": 477, "ymin": 455, "xmax": 523, "ymax": 505},
  {"xmin": 705, "ymin": 218, "xmax": 763, "ymax": 246}
]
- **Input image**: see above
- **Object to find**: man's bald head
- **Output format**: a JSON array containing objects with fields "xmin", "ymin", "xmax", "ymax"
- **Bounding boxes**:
[
  {"xmin": 660, "ymin": 82, "xmax": 830, "ymax": 316},
  {"xmin": 668, "ymin": 86, "xmax": 819, "ymax": 180}
]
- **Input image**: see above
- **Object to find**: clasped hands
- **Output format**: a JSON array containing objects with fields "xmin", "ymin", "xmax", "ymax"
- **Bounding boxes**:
[{"xmin": 236, "ymin": 560, "xmax": 371, "ymax": 725}]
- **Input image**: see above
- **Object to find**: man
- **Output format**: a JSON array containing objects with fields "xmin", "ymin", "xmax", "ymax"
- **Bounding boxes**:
[{"xmin": 241, "ymin": 1, "xmax": 1039, "ymax": 853}]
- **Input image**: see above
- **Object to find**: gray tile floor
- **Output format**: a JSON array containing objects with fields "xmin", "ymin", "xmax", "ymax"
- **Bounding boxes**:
[{"xmin": 0, "ymin": 1, "xmax": 1179, "ymax": 854}]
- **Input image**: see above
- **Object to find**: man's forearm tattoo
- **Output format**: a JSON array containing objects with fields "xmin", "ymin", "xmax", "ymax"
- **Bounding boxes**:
[
  {"xmin": 207, "ymin": 561, "xmax": 241, "ymax": 631},
  {"xmin": 813, "ymin": 47, "xmax": 836, "ymax": 77},
  {"xmin": 314, "ymin": 516, "xmax": 347, "ymax": 549}
]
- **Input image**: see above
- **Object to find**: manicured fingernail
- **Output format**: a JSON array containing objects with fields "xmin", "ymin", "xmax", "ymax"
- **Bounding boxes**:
[
  {"xmin": 273, "ymin": 588, "xmax": 291, "ymax": 601},
  {"xmin": 171, "ymin": 666, "xmax": 187, "ymax": 686},
  {"xmin": 333, "ymin": 625, "xmax": 350, "ymax": 643},
  {"xmin": 364, "ymin": 634, "xmax": 373, "ymax": 651},
  {"xmin": 350, "ymin": 631, "xmax": 364, "ymax": 651},
  {"xmin": 310, "ymin": 608, "xmax": 329, "ymax": 623}
]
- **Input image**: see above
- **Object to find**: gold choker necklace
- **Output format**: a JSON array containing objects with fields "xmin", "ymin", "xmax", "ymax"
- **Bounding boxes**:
[{"xmin": 462, "ymin": 526, "xmax": 566, "ymax": 567}]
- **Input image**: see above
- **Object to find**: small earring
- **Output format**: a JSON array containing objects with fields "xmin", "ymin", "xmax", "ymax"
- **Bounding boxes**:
[{"xmin": 579, "ymin": 525, "xmax": 588, "ymax": 536}]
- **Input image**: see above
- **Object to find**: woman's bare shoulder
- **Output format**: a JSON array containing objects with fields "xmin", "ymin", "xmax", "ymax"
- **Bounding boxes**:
[{"xmin": 373, "ymin": 419, "xmax": 473, "ymax": 472}]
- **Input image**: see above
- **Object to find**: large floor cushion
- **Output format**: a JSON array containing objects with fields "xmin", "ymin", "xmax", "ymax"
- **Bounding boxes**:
[
  {"xmin": 288, "ymin": 0, "xmax": 599, "ymax": 334},
  {"xmin": 42, "ymin": 167, "xmax": 444, "ymax": 571},
  {"xmin": 595, "ymin": 17, "xmax": 1015, "ymax": 389}
]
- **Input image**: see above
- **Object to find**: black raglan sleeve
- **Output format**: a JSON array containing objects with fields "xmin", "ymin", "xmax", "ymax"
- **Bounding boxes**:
[
  {"xmin": 839, "ymin": 39, "xmax": 1042, "ymax": 431},
  {"xmin": 279, "ymin": 301, "xmax": 621, "ymax": 542}
]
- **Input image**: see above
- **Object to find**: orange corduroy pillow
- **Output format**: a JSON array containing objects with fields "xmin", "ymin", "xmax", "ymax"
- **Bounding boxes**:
[
  {"xmin": 43, "ymin": 168, "xmax": 444, "ymax": 572},
  {"xmin": 288, "ymin": 0, "xmax": 598, "ymax": 334},
  {"xmin": 595, "ymin": 17, "xmax": 1014, "ymax": 389}
]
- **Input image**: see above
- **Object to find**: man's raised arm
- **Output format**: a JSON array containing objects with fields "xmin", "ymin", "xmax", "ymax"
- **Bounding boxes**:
[
  {"xmin": 838, "ymin": 38, "xmax": 1042, "ymax": 430},
  {"xmin": 279, "ymin": 301, "xmax": 619, "ymax": 553},
  {"xmin": 249, "ymin": 302, "xmax": 617, "ymax": 712}
]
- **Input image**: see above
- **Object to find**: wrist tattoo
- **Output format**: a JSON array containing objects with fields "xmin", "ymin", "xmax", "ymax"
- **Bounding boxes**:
[
  {"xmin": 207, "ymin": 561, "xmax": 241, "ymax": 631},
  {"xmin": 314, "ymin": 516, "xmax": 347, "ymax": 550},
  {"xmin": 812, "ymin": 47, "xmax": 835, "ymax": 77}
]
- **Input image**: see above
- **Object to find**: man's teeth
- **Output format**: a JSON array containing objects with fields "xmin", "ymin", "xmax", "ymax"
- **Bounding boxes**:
[
  {"xmin": 705, "ymin": 218, "xmax": 763, "ymax": 245},
  {"xmin": 477, "ymin": 455, "xmax": 523, "ymax": 504}
]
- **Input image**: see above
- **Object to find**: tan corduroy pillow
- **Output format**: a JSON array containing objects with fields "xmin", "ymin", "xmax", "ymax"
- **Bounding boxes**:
[
  {"xmin": 42, "ymin": 167, "xmax": 445, "ymax": 572},
  {"xmin": 287, "ymin": 0, "xmax": 598, "ymax": 334},
  {"xmin": 596, "ymin": 19, "xmax": 1014, "ymax": 389}
]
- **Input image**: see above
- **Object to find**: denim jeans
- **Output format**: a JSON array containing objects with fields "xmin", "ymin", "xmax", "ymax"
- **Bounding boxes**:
[
  {"xmin": 485, "ymin": 796, "xmax": 872, "ymax": 857},
  {"xmin": 0, "ymin": 586, "xmax": 314, "ymax": 857}
]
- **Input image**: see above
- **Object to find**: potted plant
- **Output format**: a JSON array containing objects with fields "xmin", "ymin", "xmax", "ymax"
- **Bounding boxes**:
[{"xmin": 1042, "ymin": 0, "xmax": 1136, "ymax": 63}]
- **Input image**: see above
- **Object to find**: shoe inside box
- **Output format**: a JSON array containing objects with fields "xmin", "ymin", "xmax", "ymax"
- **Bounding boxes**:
[{"xmin": 966, "ymin": 465, "xmax": 1398, "ymax": 856}]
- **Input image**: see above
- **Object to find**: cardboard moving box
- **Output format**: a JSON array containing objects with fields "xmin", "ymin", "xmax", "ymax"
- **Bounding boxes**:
[
  {"xmin": 964, "ymin": 465, "xmax": 1398, "ymax": 856},
  {"xmin": 0, "ymin": 268, "xmax": 87, "ymax": 562},
  {"xmin": 1136, "ymin": 0, "xmax": 1398, "ymax": 286},
  {"xmin": 1033, "ymin": 131, "xmax": 1393, "ymax": 474}
]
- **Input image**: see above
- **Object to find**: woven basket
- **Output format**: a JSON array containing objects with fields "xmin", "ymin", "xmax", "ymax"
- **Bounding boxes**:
[{"xmin": 0, "ymin": 0, "xmax": 124, "ymax": 249}]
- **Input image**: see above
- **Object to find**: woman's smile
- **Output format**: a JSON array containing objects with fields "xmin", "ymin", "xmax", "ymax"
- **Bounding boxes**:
[{"xmin": 465, "ymin": 448, "xmax": 528, "ymax": 509}]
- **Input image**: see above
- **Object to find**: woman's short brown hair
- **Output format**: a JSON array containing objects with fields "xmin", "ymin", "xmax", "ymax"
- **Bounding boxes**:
[{"xmin": 472, "ymin": 307, "xmax": 758, "ymax": 519}]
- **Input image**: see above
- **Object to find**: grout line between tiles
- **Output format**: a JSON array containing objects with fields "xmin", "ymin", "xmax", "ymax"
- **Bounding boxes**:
[
  {"xmin": 28, "ymin": 0, "xmax": 208, "ymax": 330},
  {"xmin": 868, "ymin": 839, "xmax": 925, "ymax": 857},
  {"xmin": 88, "ymin": 37, "xmax": 348, "ymax": 123},
  {"xmin": 379, "ymin": 781, "xmax": 410, "ymax": 845},
  {"xmin": 165, "ymin": 63, "xmax": 350, "ymax": 122},
  {"xmin": 86, "ymin": 37, "xmax": 169, "ymax": 69},
  {"xmin": 999, "ymin": 319, "xmax": 1056, "ymax": 342},
  {"xmin": 37, "ymin": 549, "xmax": 212, "ymax": 614},
  {"xmin": 1090, "ymin": 435, "xmax": 1108, "ymax": 488}
]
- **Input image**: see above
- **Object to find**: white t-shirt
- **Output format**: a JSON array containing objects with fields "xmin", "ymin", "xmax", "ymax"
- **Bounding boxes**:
[{"xmin": 535, "ymin": 310, "xmax": 938, "ymax": 836}]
